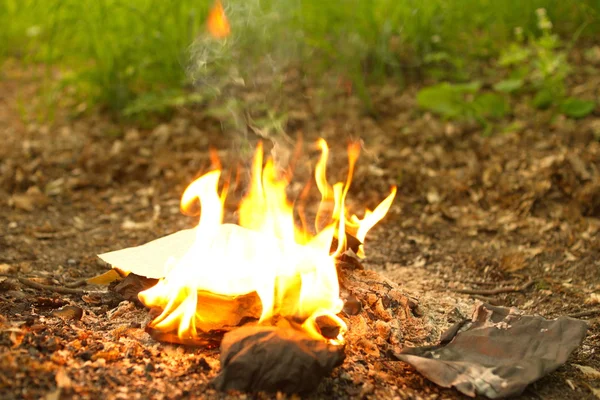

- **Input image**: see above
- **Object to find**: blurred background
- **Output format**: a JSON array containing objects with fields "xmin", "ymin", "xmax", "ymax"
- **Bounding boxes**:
[{"xmin": 1, "ymin": 0, "xmax": 599, "ymax": 126}]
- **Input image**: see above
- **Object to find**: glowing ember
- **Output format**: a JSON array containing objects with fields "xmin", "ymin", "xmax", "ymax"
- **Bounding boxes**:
[{"xmin": 138, "ymin": 140, "xmax": 395, "ymax": 344}]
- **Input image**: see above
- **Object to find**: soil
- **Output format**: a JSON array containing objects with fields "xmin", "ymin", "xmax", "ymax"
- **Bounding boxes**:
[{"xmin": 1, "ymin": 59, "xmax": 599, "ymax": 399}]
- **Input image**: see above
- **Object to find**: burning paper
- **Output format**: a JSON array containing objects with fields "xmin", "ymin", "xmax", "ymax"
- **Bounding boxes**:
[
  {"xmin": 212, "ymin": 326, "xmax": 346, "ymax": 394},
  {"xmin": 99, "ymin": 140, "xmax": 396, "ymax": 344}
]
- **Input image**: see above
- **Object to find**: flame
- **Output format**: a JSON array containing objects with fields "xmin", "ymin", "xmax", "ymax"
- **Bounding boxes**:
[
  {"xmin": 138, "ymin": 140, "xmax": 396, "ymax": 344},
  {"xmin": 207, "ymin": 0, "xmax": 230, "ymax": 39}
]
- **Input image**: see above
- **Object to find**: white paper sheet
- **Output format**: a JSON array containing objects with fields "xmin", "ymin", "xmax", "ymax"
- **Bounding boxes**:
[{"xmin": 98, "ymin": 228, "xmax": 197, "ymax": 278}]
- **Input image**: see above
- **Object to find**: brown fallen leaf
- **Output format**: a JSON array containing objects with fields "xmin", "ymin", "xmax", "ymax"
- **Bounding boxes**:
[
  {"xmin": 121, "ymin": 204, "xmax": 160, "ymax": 230},
  {"xmin": 584, "ymin": 383, "xmax": 600, "ymax": 399},
  {"xmin": 9, "ymin": 330, "xmax": 24, "ymax": 348},
  {"xmin": 44, "ymin": 389, "xmax": 61, "ymax": 400},
  {"xmin": 86, "ymin": 269, "xmax": 123, "ymax": 285},
  {"xmin": 500, "ymin": 252, "xmax": 526, "ymax": 272},
  {"xmin": 10, "ymin": 186, "xmax": 50, "ymax": 211},
  {"xmin": 55, "ymin": 368, "xmax": 72, "ymax": 389},
  {"xmin": 585, "ymin": 293, "xmax": 600, "ymax": 305},
  {"xmin": 112, "ymin": 274, "xmax": 158, "ymax": 303},
  {"xmin": 51, "ymin": 306, "xmax": 84, "ymax": 321},
  {"xmin": 574, "ymin": 364, "xmax": 600, "ymax": 379}
]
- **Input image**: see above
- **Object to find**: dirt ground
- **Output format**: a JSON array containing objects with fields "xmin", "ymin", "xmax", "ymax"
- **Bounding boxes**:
[{"xmin": 1, "ymin": 61, "xmax": 599, "ymax": 399}]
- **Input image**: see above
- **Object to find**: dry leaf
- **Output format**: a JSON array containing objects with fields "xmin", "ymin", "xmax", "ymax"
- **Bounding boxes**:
[
  {"xmin": 524, "ymin": 247, "xmax": 544, "ymax": 259},
  {"xmin": 426, "ymin": 189, "xmax": 441, "ymax": 204},
  {"xmin": 10, "ymin": 194, "xmax": 35, "ymax": 211},
  {"xmin": 585, "ymin": 384, "xmax": 600, "ymax": 399},
  {"xmin": 44, "ymin": 389, "xmax": 61, "ymax": 400},
  {"xmin": 564, "ymin": 251, "xmax": 577, "ymax": 262},
  {"xmin": 0, "ymin": 263, "xmax": 11, "ymax": 274},
  {"xmin": 10, "ymin": 186, "xmax": 49, "ymax": 211},
  {"xmin": 585, "ymin": 293, "xmax": 600, "ymax": 305},
  {"xmin": 574, "ymin": 364, "xmax": 600, "ymax": 379},
  {"xmin": 51, "ymin": 306, "xmax": 84, "ymax": 321},
  {"xmin": 121, "ymin": 204, "xmax": 160, "ymax": 230},
  {"xmin": 500, "ymin": 252, "xmax": 526, "ymax": 272},
  {"xmin": 55, "ymin": 368, "xmax": 72, "ymax": 389},
  {"xmin": 9, "ymin": 331, "xmax": 24, "ymax": 347},
  {"xmin": 86, "ymin": 269, "xmax": 123, "ymax": 285}
]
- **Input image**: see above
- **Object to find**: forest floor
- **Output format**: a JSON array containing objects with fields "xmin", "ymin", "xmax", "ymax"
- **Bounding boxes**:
[{"xmin": 1, "ymin": 60, "xmax": 599, "ymax": 399}]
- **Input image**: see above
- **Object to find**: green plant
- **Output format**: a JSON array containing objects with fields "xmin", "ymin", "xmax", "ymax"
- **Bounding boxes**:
[
  {"xmin": 416, "ymin": 81, "xmax": 509, "ymax": 135},
  {"xmin": 417, "ymin": 8, "xmax": 596, "ymax": 133},
  {"xmin": 1, "ymin": 0, "xmax": 212, "ymax": 115},
  {"xmin": 498, "ymin": 9, "xmax": 595, "ymax": 118},
  {"xmin": 1, "ymin": 0, "xmax": 598, "ymax": 117}
]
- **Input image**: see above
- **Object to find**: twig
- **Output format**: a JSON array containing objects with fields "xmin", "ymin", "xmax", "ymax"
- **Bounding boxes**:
[
  {"xmin": 64, "ymin": 279, "xmax": 88, "ymax": 288},
  {"xmin": 470, "ymin": 295, "xmax": 502, "ymax": 305},
  {"xmin": 454, "ymin": 280, "xmax": 535, "ymax": 295},
  {"xmin": 17, "ymin": 277, "xmax": 105, "ymax": 295},
  {"xmin": 569, "ymin": 308, "xmax": 600, "ymax": 319}
]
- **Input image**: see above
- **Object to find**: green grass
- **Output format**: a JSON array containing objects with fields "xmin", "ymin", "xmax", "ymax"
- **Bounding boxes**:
[
  {"xmin": 1, "ymin": 0, "xmax": 212, "ymax": 112},
  {"xmin": 1, "ymin": 0, "xmax": 598, "ymax": 116}
]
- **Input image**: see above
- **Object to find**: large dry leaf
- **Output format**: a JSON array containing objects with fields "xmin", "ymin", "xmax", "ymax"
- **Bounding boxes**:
[{"xmin": 86, "ymin": 269, "xmax": 124, "ymax": 285}]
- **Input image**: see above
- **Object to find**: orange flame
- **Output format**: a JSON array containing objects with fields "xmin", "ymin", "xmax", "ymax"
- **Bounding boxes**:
[
  {"xmin": 207, "ymin": 0, "xmax": 230, "ymax": 39},
  {"xmin": 138, "ymin": 140, "xmax": 396, "ymax": 343}
]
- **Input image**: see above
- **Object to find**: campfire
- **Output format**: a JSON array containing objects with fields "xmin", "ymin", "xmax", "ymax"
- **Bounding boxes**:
[
  {"xmin": 138, "ymin": 140, "xmax": 395, "ymax": 344},
  {"xmin": 100, "ymin": 139, "xmax": 395, "ymax": 391}
]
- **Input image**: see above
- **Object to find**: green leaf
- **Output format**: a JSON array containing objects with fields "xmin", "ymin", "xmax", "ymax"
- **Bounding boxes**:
[
  {"xmin": 560, "ymin": 98, "xmax": 596, "ymax": 119},
  {"xmin": 123, "ymin": 90, "xmax": 204, "ymax": 116},
  {"xmin": 493, "ymin": 79, "xmax": 523, "ymax": 93},
  {"xmin": 453, "ymin": 81, "xmax": 482, "ymax": 93},
  {"xmin": 498, "ymin": 44, "xmax": 530, "ymax": 66},
  {"xmin": 532, "ymin": 89, "xmax": 554, "ymax": 109},
  {"xmin": 416, "ymin": 83, "xmax": 465, "ymax": 118},
  {"xmin": 423, "ymin": 52, "xmax": 452, "ymax": 64},
  {"xmin": 472, "ymin": 93, "xmax": 510, "ymax": 119}
]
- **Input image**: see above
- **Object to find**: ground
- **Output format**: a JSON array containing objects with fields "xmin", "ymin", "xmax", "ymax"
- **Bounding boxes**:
[{"xmin": 0, "ymin": 62, "xmax": 599, "ymax": 399}]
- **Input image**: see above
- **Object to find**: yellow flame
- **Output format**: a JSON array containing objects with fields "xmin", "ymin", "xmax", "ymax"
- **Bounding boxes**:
[
  {"xmin": 207, "ymin": 0, "xmax": 230, "ymax": 39},
  {"xmin": 138, "ymin": 140, "xmax": 395, "ymax": 343}
]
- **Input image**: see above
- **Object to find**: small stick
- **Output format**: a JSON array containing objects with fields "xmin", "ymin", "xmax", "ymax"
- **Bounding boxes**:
[
  {"xmin": 454, "ymin": 280, "xmax": 535, "ymax": 295},
  {"xmin": 17, "ymin": 277, "xmax": 105, "ymax": 295},
  {"xmin": 64, "ymin": 279, "xmax": 88, "ymax": 288},
  {"xmin": 441, "ymin": 277, "xmax": 516, "ymax": 286},
  {"xmin": 470, "ymin": 295, "xmax": 502, "ymax": 305},
  {"xmin": 569, "ymin": 308, "xmax": 600, "ymax": 319}
]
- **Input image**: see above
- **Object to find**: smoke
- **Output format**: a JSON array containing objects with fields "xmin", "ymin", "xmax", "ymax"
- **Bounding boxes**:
[{"xmin": 186, "ymin": 0, "xmax": 304, "ymax": 174}]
